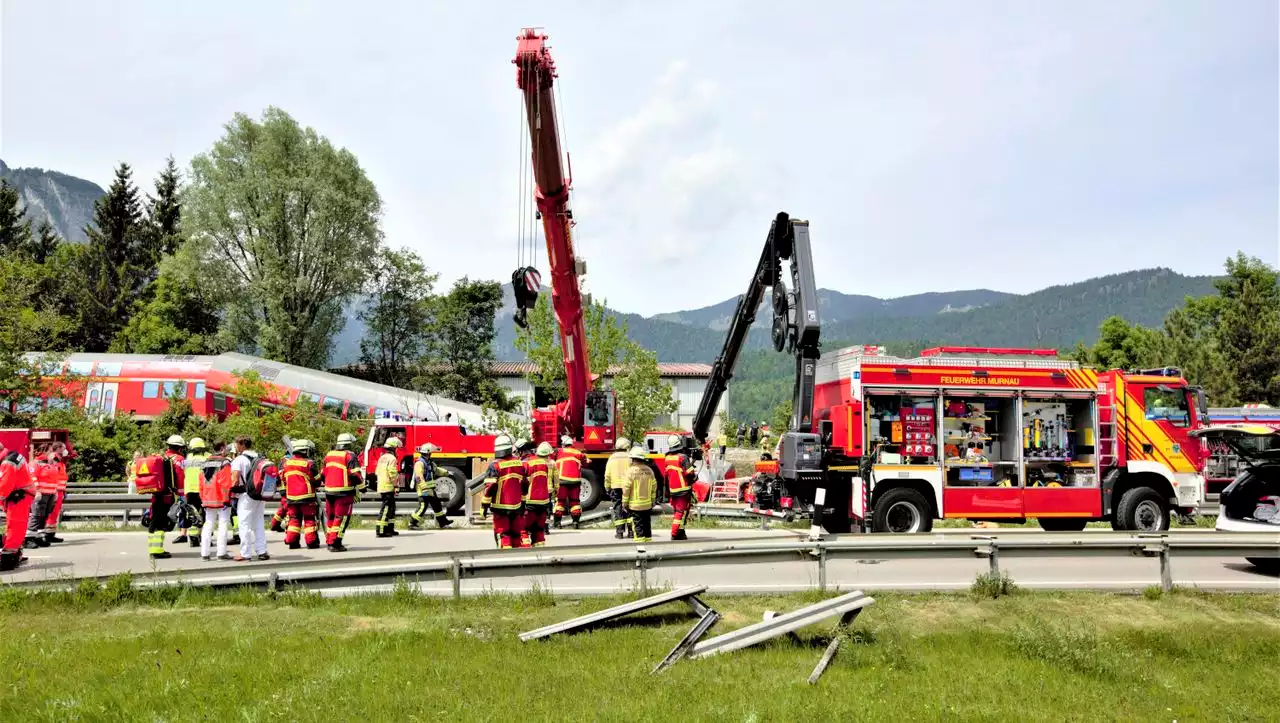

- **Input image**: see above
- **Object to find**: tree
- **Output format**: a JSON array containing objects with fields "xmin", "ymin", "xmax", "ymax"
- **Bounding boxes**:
[
  {"xmin": 1213, "ymin": 253, "xmax": 1280, "ymax": 405},
  {"xmin": 1072, "ymin": 316, "xmax": 1167, "ymax": 371},
  {"xmin": 415, "ymin": 278, "xmax": 511, "ymax": 409},
  {"xmin": 609, "ymin": 341, "xmax": 678, "ymax": 443},
  {"xmin": 185, "ymin": 106, "xmax": 383, "ymax": 368},
  {"xmin": 31, "ymin": 220, "xmax": 60, "ymax": 264},
  {"xmin": 769, "ymin": 399, "xmax": 793, "ymax": 441},
  {"xmin": 110, "ymin": 248, "xmax": 226, "ymax": 354},
  {"xmin": 514, "ymin": 294, "xmax": 628, "ymax": 401},
  {"xmin": 0, "ymin": 258, "xmax": 69, "ymax": 423},
  {"xmin": 359, "ymin": 249, "xmax": 437, "ymax": 388},
  {"xmin": 1163, "ymin": 295, "xmax": 1234, "ymax": 404},
  {"xmin": 145, "ymin": 156, "xmax": 183, "ymax": 259},
  {"xmin": 0, "ymin": 178, "xmax": 32, "ymax": 256},
  {"xmin": 77, "ymin": 163, "xmax": 151, "ymax": 351}
]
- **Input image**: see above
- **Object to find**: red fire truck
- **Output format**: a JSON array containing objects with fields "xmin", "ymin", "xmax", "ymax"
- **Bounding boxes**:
[{"xmin": 0, "ymin": 428, "xmax": 73, "ymax": 462}]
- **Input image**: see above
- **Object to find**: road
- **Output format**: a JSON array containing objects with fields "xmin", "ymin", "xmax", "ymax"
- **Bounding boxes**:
[{"xmin": 6, "ymin": 527, "xmax": 1276, "ymax": 593}]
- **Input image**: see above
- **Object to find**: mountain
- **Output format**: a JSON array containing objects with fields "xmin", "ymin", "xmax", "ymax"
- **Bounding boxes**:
[{"xmin": 0, "ymin": 160, "xmax": 105, "ymax": 242}]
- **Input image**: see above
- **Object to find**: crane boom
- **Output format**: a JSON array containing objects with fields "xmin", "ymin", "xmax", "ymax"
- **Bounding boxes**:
[
  {"xmin": 513, "ymin": 28, "xmax": 591, "ymax": 441},
  {"xmin": 691, "ymin": 213, "xmax": 822, "ymax": 448}
]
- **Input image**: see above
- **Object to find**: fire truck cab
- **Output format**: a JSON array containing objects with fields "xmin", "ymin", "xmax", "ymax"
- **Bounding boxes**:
[
  {"xmin": 814, "ymin": 346, "xmax": 1208, "ymax": 533},
  {"xmin": 361, "ymin": 417, "xmax": 494, "ymax": 512}
]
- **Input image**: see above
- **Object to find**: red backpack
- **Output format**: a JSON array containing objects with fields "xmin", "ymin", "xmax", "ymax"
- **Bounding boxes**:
[
  {"xmin": 244, "ymin": 455, "xmax": 279, "ymax": 500},
  {"xmin": 133, "ymin": 455, "xmax": 167, "ymax": 495}
]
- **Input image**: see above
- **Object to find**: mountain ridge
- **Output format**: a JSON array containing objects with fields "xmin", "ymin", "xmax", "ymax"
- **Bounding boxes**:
[{"xmin": 0, "ymin": 159, "xmax": 106, "ymax": 242}]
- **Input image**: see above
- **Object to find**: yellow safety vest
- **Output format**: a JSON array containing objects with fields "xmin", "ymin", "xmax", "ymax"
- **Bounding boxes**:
[
  {"xmin": 603, "ymin": 451, "xmax": 630, "ymax": 490},
  {"xmin": 622, "ymin": 463, "xmax": 656, "ymax": 511},
  {"xmin": 182, "ymin": 454, "xmax": 208, "ymax": 494},
  {"xmin": 376, "ymin": 452, "xmax": 399, "ymax": 493}
]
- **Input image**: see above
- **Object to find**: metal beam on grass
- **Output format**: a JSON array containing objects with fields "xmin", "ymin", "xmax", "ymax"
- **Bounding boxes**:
[
  {"xmin": 686, "ymin": 590, "xmax": 874, "ymax": 660},
  {"xmin": 519, "ymin": 585, "xmax": 712, "ymax": 642}
]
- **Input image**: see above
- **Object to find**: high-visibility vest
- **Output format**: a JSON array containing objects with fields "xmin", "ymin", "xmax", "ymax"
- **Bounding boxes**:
[
  {"xmin": 183, "ymin": 454, "xmax": 208, "ymax": 494},
  {"xmin": 491, "ymin": 458, "xmax": 526, "ymax": 511},
  {"xmin": 282, "ymin": 457, "xmax": 317, "ymax": 502},
  {"xmin": 603, "ymin": 452, "xmax": 629, "ymax": 490},
  {"xmin": 665, "ymin": 453, "xmax": 692, "ymax": 495},
  {"xmin": 200, "ymin": 460, "xmax": 234, "ymax": 508},
  {"xmin": 623, "ymin": 463, "xmax": 656, "ymax": 511},
  {"xmin": 413, "ymin": 459, "xmax": 445, "ymax": 495},
  {"xmin": 524, "ymin": 457, "xmax": 552, "ymax": 506},
  {"xmin": 376, "ymin": 453, "xmax": 398, "ymax": 493},
  {"xmin": 0, "ymin": 452, "xmax": 34, "ymax": 498},
  {"xmin": 322, "ymin": 449, "xmax": 360, "ymax": 494},
  {"xmin": 32, "ymin": 458, "xmax": 61, "ymax": 494},
  {"xmin": 556, "ymin": 447, "xmax": 584, "ymax": 484}
]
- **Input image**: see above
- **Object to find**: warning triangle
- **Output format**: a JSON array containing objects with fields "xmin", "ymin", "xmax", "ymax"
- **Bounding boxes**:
[
  {"xmin": 138, "ymin": 462, "xmax": 150, "ymax": 474},
  {"xmin": 586, "ymin": 429, "xmax": 600, "ymax": 442}
]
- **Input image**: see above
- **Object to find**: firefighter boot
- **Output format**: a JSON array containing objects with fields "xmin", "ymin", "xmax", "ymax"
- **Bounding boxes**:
[
  {"xmin": 438, "ymin": 516, "xmax": 452, "ymax": 529},
  {"xmin": 672, "ymin": 529, "xmax": 688, "ymax": 541},
  {"xmin": 43, "ymin": 533, "xmax": 64, "ymax": 544},
  {"xmin": 614, "ymin": 526, "xmax": 624, "ymax": 539},
  {"xmin": 0, "ymin": 551, "xmax": 17, "ymax": 571},
  {"xmin": 552, "ymin": 515, "xmax": 562, "ymax": 529},
  {"xmin": 174, "ymin": 533, "xmax": 189, "ymax": 544},
  {"xmin": 328, "ymin": 542, "xmax": 348, "ymax": 553}
]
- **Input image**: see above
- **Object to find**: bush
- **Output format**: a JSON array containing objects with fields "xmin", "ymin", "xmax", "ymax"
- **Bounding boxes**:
[{"xmin": 970, "ymin": 570, "xmax": 1018, "ymax": 599}]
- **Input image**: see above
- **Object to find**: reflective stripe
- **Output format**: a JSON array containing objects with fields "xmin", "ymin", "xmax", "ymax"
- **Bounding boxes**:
[{"xmin": 665, "ymin": 454, "xmax": 691, "ymax": 494}]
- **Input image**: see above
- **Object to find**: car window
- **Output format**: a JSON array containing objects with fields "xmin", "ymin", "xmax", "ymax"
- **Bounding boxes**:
[{"xmin": 1144, "ymin": 388, "xmax": 1190, "ymax": 428}]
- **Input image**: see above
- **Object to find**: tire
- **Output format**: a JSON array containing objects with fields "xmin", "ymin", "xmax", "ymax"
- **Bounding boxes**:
[
  {"xmin": 436, "ymin": 467, "xmax": 467, "ymax": 512},
  {"xmin": 872, "ymin": 487, "xmax": 933, "ymax": 534},
  {"xmin": 1245, "ymin": 557, "xmax": 1280, "ymax": 574},
  {"xmin": 578, "ymin": 469, "xmax": 603, "ymax": 512},
  {"xmin": 1115, "ymin": 486, "xmax": 1169, "ymax": 533},
  {"xmin": 1038, "ymin": 518, "xmax": 1088, "ymax": 532}
]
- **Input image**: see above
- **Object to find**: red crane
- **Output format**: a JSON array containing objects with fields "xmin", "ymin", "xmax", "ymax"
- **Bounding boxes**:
[{"xmin": 511, "ymin": 28, "xmax": 616, "ymax": 453}]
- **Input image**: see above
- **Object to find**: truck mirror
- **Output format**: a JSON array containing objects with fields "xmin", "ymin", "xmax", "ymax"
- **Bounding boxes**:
[{"xmin": 1195, "ymin": 388, "xmax": 1208, "ymax": 417}]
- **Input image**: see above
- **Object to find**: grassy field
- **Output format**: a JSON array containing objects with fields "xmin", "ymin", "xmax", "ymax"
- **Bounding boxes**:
[{"xmin": 1, "ymin": 580, "xmax": 1275, "ymax": 721}]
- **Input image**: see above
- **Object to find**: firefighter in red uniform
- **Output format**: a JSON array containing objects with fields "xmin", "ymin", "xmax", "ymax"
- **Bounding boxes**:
[
  {"xmin": 521, "ymin": 442, "xmax": 555, "ymax": 547},
  {"xmin": 281, "ymin": 440, "xmax": 321, "ymax": 549},
  {"xmin": 664, "ymin": 435, "xmax": 696, "ymax": 540},
  {"xmin": 484, "ymin": 435, "xmax": 526, "ymax": 549},
  {"xmin": 144, "ymin": 435, "xmax": 186, "ymax": 559},
  {"xmin": 321, "ymin": 433, "xmax": 362, "ymax": 552},
  {"xmin": 34, "ymin": 442, "xmax": 69, "ymax": 545},
  {"xmin": 25, "ymin": 443, "xmax": 61, "ymax": 548},
  {"xmin": 553, "ymin": 435, "xmax": 586, "ymax": 529},
  {"xmin": 0, "ymin": 443, "xmax": 34, "ymax": 571}
]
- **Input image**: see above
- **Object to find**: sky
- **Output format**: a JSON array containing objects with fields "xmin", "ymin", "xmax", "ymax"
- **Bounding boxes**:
[{"xmin": 1, "ymin": 0, "xmax": 1277, "ymax": 316}]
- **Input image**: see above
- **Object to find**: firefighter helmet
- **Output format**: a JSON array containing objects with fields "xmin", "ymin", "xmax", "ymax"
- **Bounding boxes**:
[
  {"xmin": 667, "ymin": 434, "xmax": 684, "ymax": 452},
  {"xmin": 614, "ymin": 437, "xmax": 631, "ymax": 451},
  {"xmin": 418, "ymin": 443, "xmax": 440, "ymax": 455},
  {"xmin": 384, "ymin": 437, "xmax": 402, "ymax": 449},
  {"xmin": 335, "ymin": 433, "xmax": 358, "ymax": 449},
  {"xmin": 291, "ymin": 439, "xmax": 314, "ymax": 456},
  {"xmin": 188, "ymin": 437, "xmax": 207, "ymax": 451},
  {"xmin": 165, "ymin": 434, "xmax": 187, "ymax": 448},
  {"xmin": 536, "ymin": 442, "xmax": 554, "ymax": 457},
  {"xmin": 560, "ymin": 435, "xmax": 574, "ymax": 447},
  {"xmin": 514, "ymin": 438, "xmax": 529, "ymax": 453},
  {"xmin": 494, "ymin": 435, "xmax": 513, "ymax": 456},
  {"xmin": 629, "ymin": 445, "xmax": 647, "ymax": 461}
]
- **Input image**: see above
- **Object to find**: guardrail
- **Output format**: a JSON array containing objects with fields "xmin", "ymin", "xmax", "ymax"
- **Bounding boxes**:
[{"xmin": 13, "ymin": 533, "xmax": 1275, "ymax": 595}]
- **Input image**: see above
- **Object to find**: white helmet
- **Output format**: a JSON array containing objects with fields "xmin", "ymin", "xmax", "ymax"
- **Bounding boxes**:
[
  {"xmin": 629, "ymin": 445, "xmax": 647, "ymax": 461},
  {"xmin": 614, "ymin": 437, "xmax": 631, "ymax": 451},
  {"xmin": 166, "ymin": 434, "xmax": 187, "ymax": 448},
  {"xmin": 514, "ymin": 438, "xmax": 530, "ymax": 453},
  {"xmin": 418, "ymin": 443, "xmax": 440, "ymax": 455},
  {"xmin": 384, "ymin": 437, "xmax": 402, "ymax": 449},
  {"xmin": 560, "ymin": 435, "xmax": 575, "ymax": 447},
  {"xmin": 667, "ymin": 434, "xmax": 684, "ymax": 451},
  {"xmin": 536, "ymin": 442, "xmax": 554, "ymax": 457},
  {"xmin": 335, "ymin": 433, "xmax": 358, "ymax": 449},
  {"xmin": 494, "ymin": 435, "xmax": 513, "ymax": 456}
]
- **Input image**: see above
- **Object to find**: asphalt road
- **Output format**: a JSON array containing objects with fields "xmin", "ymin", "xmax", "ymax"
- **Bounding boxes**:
[{"xmin": 6, "ymin": 527, "xmax": 1276, "ymax": 594}]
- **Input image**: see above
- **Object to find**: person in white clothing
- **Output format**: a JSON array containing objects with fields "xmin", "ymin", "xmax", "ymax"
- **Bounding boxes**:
[
  {"xmin": 199, "ymin": 446, "xmax": 235, "ymax": 561},
  {"xmin": 231, "ymin": 436, "xmax": 270, "ymax": 562}
]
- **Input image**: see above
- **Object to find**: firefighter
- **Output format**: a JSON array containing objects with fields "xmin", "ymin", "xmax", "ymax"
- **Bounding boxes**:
[
  {"xmin": 408, "ymin": 443, "xmax": 453, "ymax": 531},
  {"xmin": 553, "ymin": 435, "xmax": 585, "ymax": 529},
  {"xmin": 0, "ymin": 442, "xmax": 34, "ymax": 571},
  {"xmin": 483, "ymin": 435, "xmax": 526, "ymax": 549},
  {"xmin": 603, "ymin": 437, "xmax": 632, "ymax": 539},
  {"xmin": 521, "ymin": 442, "xmax": 554, "ymax": 547},
  {"xmin": 621, "ymin": 445, "xmax": 656, "ymax": 543},
  {"xmin": 281, "ymin": 440, "xmax": 321, "ymax": 550},
  {"xmin": 25, "ymin": 443, "xmax": 61, "ymax": 549},
  {"xmin": 176, "ymin": 437, "xmax": 209, "ymax": 546},
  {"xmin": 148, "ymin": 435, "xmax": 186, "ymax": 559},
  {"xmin": 664, "ymin": 434, "xmax": 696, "ymax": 541},
  {"xmin": 322, "ymin": 433, "xmax": 363, "ymax": 552},
  {"xmin": 36, "ymin": 442, "xmax": 69, "ymax": 545},
  {"xmin": 375, "ymin": 437, "xmax": 401, "ymax": 538}
]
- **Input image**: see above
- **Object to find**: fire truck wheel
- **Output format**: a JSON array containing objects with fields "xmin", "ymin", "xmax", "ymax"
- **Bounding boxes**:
[
  {"xmin": 1116, "ymin": 486, "xmax": 1169, "ymax": 533},
  {"xmin": 578, "ymin": 469, "xmax": 602, "ymax": 512},
  {"xmin": 1037, "ymin": 518, "xmax": 1088, "ymax": 532},
  {"xmin": 437, "ymin": 467, "xmax": 467, "ymax": 511},
  {"xmin": 872, "ymin": 487, "xmax": 932, "ymax": 534}
]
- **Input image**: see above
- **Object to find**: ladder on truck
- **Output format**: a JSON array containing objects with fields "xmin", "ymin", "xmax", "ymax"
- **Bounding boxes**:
[{"xmin": 1098, "ymin": 382, "xmax": 1119, "ymax": 469}]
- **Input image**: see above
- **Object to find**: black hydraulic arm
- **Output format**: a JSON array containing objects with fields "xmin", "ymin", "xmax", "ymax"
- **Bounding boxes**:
[{"xmin": 691, "ymin": 212, "xmax": 822, "ymax": 444}]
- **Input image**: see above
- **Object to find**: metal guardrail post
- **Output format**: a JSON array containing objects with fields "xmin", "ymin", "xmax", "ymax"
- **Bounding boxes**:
[
  {"xmin": 268, "ymin": 572, "xmax": 279, "ymax": 593},
  {"xmin": 450, "ymin": 557, "xmax": 462, "ymax": 600},
  {"xmin": 636, "ymin": 546, "xmax": 648, "ymax": 593},
  {"xmin": 1159, "ymin": 538, "xmax": 1173, "ymax": 593},
  {"xmin": 988, "ymin": 540, "xmax": 1000, "ymax": 574},
  {"xmin": 816, "ymin": 544, "xmax": 827, "ymax": 592}
]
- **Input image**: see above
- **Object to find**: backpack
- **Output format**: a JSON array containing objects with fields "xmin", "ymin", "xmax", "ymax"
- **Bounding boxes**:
[
  {"xmin": 133, "ymin": 454, "xmax": 167, "ymax": 495},
  {"xmin": 245, "ymin": 455, "xmax": 279, "ymax": 500}
]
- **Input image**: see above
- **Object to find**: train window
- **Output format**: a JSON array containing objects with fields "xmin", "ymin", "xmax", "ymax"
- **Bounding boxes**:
[
  {"xmin": 322, "ymin": 398, "xmax": 344, "ymax": 416},
  {"xmin": 143, "ymin": 381, "xmax": 161, "ymax": 398},
  {"xmin": 47, "ymin": 397, "xmax": 73, "ymax": 411},
  {"xmin": 194, "ymin": 382, "xmax": 206, "ymax": 399},
  {"xmin": 213, "ymin": 393, "xmax": 226, "ymax": 413},
  {"xmin": 17, "ymin": 397, "xmax": 43, "ymax": 413},
  {"xmin": 347, "ymin": 402, "xmax": 369, "ymax": 419},
  {"xmin": 301, "ymin": 391, "xmax": 322, "ymax": 405},
  {"xmin": 67, "ymin": 361, "xmax": 94, "ymax": 376},
  {"xmin": 97, "ymin": 362, "xmax": 122, "ymax": 377},
  {"xmin": 162, "ymin": 381, "xmax": 187, "ymax": 399}
]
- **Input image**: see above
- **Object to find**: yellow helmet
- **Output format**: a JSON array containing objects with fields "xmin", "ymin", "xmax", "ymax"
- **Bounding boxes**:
[
  {"xmin": 384, "ymin": 437, "xmax": 402, "ymax": 449},
  {"xmin": 188, "ymin": 437, "xmax": 207, "ymax": 451}
]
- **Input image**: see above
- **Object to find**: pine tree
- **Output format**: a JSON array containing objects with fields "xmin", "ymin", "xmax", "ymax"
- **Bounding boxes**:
[
  {"xmin": 78, "ymin": 163, "xmax": 148, "ymax": 351},
  {"xmin": 146, "ymin": 156, "xmax": 183, "ymax": 258},
  {"xmin": 32, "ymin": 220, "xmax": 60, "ymax": 264},
  {"xmin": 1213, "ymin": 254, "xmax": 1280, "ymax": 405},
  {"xmin": 0, "ymin": 179, "xmax": 33, "ymax": 255}
]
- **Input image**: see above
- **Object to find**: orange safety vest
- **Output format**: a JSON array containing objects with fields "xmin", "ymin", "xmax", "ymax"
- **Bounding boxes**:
[
  {"xmin": 282, "ymin": 457, "xmax": 318, "ymax": 502},
  {"xmin": 32, "ymin": 458, "xmax": 62, "ymax": 494},
  {"xmin": 524, "ymin": 456, "xmax": 552, "ymax": 506},
  {"xmin": 0, "ymin": 452, "xmax": 34, "ymax": 498},
  {"xmin": 556, "ymin": 447, "xmax": 584, "ymax": 484},
  {"xmin": 665, "ymin": 453, "xmax": 692, "ymax": 495},
  {"xmin": 491, "ymin": 458, "xmax": 527, "ymax": 511},
  {"xmin": 200, "ymin": 461, "xmax": 234, "ymax": 508},
  {"xmin": 322, "ymin": 449, "xmax": 359, "ymax": 494}
]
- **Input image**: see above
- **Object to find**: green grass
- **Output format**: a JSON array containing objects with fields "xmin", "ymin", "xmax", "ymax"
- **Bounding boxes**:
[{"xmin": 0, "ymin": 579, "xmax": 1274, "ymax": 721}]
